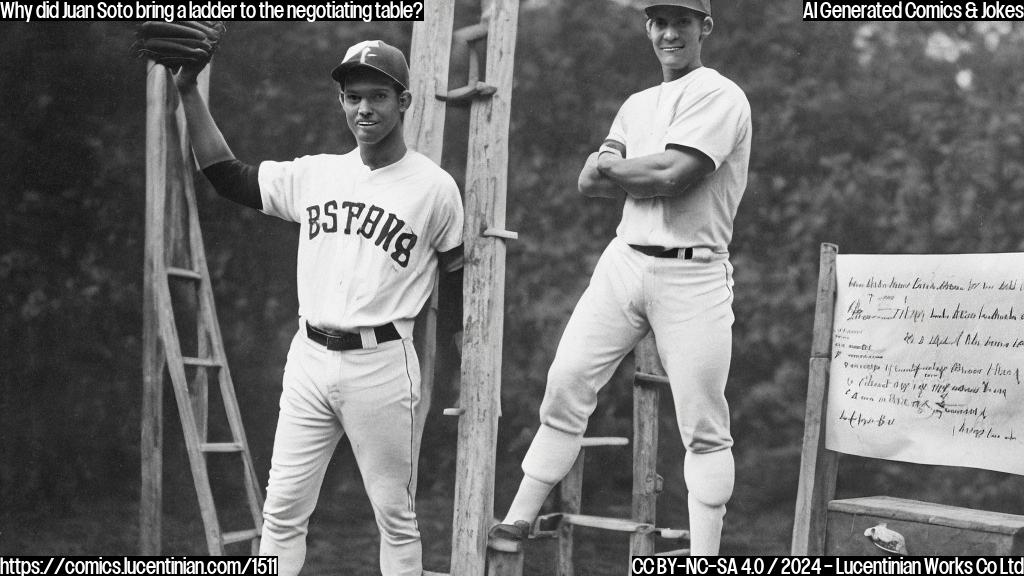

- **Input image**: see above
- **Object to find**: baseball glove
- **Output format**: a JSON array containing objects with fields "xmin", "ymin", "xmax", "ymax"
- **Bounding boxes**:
[{"xmin": 133, "ymin": 20, "xmax": 226, "ymax": 71}]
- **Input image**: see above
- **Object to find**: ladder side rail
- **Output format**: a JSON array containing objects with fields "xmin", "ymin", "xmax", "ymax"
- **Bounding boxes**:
[
  {"xmin": 141, "ymin": 61, "xmax": 169, "ymax": 556},
  {"xmin": 792, "ymin": 243, "xmax": 840, "ymax": 555},
  {"xmin": 451, "ymin": 0, "xmax": 521, "ymax": 573},
  {"xmin": 632, "ymin": 334, "xmax": 664, "ymax": 559}
]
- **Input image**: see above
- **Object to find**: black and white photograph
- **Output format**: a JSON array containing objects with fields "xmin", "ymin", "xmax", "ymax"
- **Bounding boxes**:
[{"xmin": 4, "ymin": 1, "xmax": 1024, "ymax": 574}]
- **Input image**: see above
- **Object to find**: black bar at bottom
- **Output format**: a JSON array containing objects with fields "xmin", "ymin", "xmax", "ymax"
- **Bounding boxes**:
[
  {"xmin": 0, "ymin": 556, "xmax": 278, "ymax": 576},
  {"xmin": 630, "ymin": 556, "xmax": 1024, "ymax": 576}
]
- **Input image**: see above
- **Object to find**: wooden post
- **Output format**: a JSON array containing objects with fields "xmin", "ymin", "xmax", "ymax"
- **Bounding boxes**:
[
  {"xmin": 406, "ymin": 0, "xmax": 454, "ymax": 161},
  {"xmin": 406, "ymin": 0, "xmax": 456, "ymax": 495},
  {"xmin": 451, "ymin": 0, "xmax": 520, "ymax": 573},
  {"xmin": 141, "ymin": 61, "xmax": 169, "ymax": 555},
  {"xmin": 792, "ymin": 243, "xmax": 840, "ymax": 555},
  {"xmin": 557, "ymin": 452, "xmax": 585, "ymax": 575},
  {"xmin": 632, "ymin": 335, "xmax": 663, "ymax": 560},
  {"xmin": 486, "ymin": 547, "xmax": 525, "ymax": 576},
  {"xmin": 171, "ymin": 85, "xmax": 209, "ymax": 449}
]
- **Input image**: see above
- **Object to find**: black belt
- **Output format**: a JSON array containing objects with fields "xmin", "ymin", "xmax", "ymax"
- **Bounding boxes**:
[
  {"xmin": 305, "ymin": 321, "xmax": 401, "ymax": 351},
  {"xmin": 628, "ymin": 244, "xmax": 694, "ymax": 259}
]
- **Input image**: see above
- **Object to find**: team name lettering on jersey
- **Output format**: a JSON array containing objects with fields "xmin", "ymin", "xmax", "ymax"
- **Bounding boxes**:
[{"xmin": 305, "ymin": 200, "xmax": 418, "ymax": 267}]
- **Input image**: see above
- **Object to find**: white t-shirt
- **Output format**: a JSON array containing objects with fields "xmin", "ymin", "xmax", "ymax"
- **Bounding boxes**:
[
  {"xmin": 258, "ymin": 149, "xmax": 463, "ymax": 335},
  {"xmin": 607, "ymin": 66, "xmax": 751, "ymax": 251}
]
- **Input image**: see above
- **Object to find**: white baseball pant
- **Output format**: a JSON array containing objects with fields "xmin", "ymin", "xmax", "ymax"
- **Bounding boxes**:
[
  {"xmin": 508, "ymin": 237, "xmax": 736, "ymax": 554},
  {"xmin": 535, "ymin": 236, "xmax": 735, "ymax": 451},
  {"xmin": 259, "ymin": 327, "xmax": 422, "ymax": 576}
]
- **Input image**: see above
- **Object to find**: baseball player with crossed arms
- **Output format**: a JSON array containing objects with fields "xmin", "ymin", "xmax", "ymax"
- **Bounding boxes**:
[
  {"xmin": 490, "ymin": 0, "xmax": 750, "ymax": 556},
  {"xmin": 162, "ymin": 38, "xmax": 464, "ymax": 576}
]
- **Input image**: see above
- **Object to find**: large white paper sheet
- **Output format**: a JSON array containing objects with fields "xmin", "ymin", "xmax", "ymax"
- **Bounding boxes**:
[{"xmin": 827, "ymin": 253, "xmax": 1024, "ymax": 475}]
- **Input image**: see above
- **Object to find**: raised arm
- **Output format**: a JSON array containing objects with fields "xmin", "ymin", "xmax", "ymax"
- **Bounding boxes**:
[
  {"xmin": 174, "ymin": 67, "xmax": 235, "ymax": 169},
  {"xmin": 135, "ymin": 21, "xmax": 259, "ymax": 209},
  {"xmin": 134, "ymin": 21, "xmax": 235, "ymax": 169},
  {"xmin": 173, "ymin": 65, "xmax": 262, "ymax": 211}
]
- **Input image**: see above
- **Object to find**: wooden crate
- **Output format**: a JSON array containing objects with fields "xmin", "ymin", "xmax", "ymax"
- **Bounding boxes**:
[{"xmin": 827, "ymin": 496, "xmax": 1024, "ymax": 555}]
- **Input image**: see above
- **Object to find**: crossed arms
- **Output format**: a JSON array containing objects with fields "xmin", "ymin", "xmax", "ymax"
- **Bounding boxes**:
[{"xmin": 578, "ymin": 141, "xmax": 715, "ymax": 200}]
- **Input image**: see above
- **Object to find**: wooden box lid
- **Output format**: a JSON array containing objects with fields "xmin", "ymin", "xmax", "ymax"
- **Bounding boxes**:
[{"xmin": 829, "ymin": 496, "xmax": 1024, "ymax": 534}]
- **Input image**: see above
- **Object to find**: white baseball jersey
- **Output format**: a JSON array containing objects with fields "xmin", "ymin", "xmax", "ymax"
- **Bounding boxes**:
[
  {"xmin": 258, "ymin": 149, "xmax": 464, "ymax": 336},
  {"xmin": 606, "ymin": 66, "xmax": 751, "ymax": 251}
]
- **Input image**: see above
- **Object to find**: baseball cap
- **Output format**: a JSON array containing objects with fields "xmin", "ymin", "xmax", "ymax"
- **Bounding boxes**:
[
  {"xmin": 643, "ymin": 0, "xmax": 711, "ymax": 17},
  {"xmin": 331, "ymin": 40, "xmax": 410, "ymax": 90}
]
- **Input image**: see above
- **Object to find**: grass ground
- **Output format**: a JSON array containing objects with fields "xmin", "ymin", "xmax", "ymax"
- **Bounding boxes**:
[{"xmin": 1, "ymin": 485, "xmax": 792, "ymax": 575}]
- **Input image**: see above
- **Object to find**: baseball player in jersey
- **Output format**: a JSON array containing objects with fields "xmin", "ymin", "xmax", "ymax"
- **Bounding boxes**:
[
  {"xmin": 490, "ymin": 0, "xmax": 750, "ymax": 556},
  {"xmin": 170, "ymin": 40, "xmax": 464, "ymax": 576}
]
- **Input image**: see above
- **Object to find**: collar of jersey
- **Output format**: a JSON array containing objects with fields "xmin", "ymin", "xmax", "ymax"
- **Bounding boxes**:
[
  {"xmin": 353, "ymin": 149, "xmax": 417, "ymax": 185},
  {"xmin": 367, "ymin": 149, "xmax": 410, "ymax": 171},
  {"xmin": 661, "ymin": 65, "xmax": 710, "ymax": 87}
]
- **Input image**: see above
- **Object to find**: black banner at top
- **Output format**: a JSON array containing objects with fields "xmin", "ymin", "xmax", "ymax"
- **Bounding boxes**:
[
  {"xmin": 803, "ymin": 0, "xmax": 1024, "ymax": 20},
  {"xmin": 0, "ymin": 0, "xmax": 425, "ymax": 23}
]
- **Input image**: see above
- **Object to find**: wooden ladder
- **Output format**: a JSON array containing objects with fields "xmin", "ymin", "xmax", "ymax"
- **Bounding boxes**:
[
  {"xmin": 141, "ymin": 63, "xmax": 264, "ymax": 555},
  {"xmin": 489, "ymin": 335, "xmax": 691, "ymax": 575}
]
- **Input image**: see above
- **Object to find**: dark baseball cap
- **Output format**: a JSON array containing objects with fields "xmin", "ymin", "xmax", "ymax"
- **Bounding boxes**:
[
  {"xmin": 643, "ymin": 0, "xmax": 711, "ymax": 17},
  {"xmin": 331, "ymin": 40, "xmax": 410, "ymax": 90}
]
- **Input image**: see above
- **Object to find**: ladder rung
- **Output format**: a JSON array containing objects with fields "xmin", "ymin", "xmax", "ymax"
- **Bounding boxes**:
[
  {"xmin": 547, "ymin": 513, "xmax": 654, "ymax": 534},
  {"xmin": 167, "ymin": 267, "xmax": 203, "ymax": 281},
  {"xmin": 656, "ymin": 548, "xmax": 691, "ymax": 557},
  {"xmin": 443, "ymin": 408, "xmax": 465, "ymax": 416},
  {"xmin": 439, "ymin": 82, "xmax": 497, "ymax": 104},
  {"xmin": 487, "ymin": 536, "xmax": 523, "ymax": 554},
  {"xmin": 635, "ymin": 371, "xmax": 670, "ymax": 386},
  {"xmin": 423, "ymin": 572, "xmax": 450, "ymax": 576},
  {"xmin": 221, "ymin": 529, "xmax": 260, "ymax": 545},
  {"xmin": 581, "ymin": 436, "xmax": 629, "ymax": 448},
  {"xmin": 183, "ymin": 356, "xmax": 222, "ymax": 368},
  {"xmin": 453, "ymin": 21, "xmax": 488, "ymax": 43},
  {"xmin": 482, "ymin": 227, "xmax": 518, "ymax": 240},
  {"xmin": 201, "ymin": 442, "xmax": 243, "ymax": 453}
]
